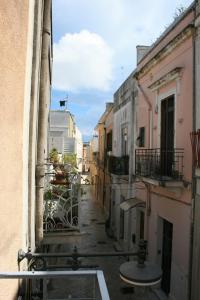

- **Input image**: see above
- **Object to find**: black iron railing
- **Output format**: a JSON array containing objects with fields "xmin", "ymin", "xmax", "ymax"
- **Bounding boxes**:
[
  {"xmin": 135, "ymin": 148, "xmax": 184, "ymax": 181},
  {"xmin": 108, "ymin": 155, "xmax": 129, "ymax": 175}
]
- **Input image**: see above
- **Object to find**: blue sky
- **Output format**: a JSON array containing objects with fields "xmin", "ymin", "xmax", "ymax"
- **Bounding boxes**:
[{"xmin": 52, "ymin": 0, "xmax": 193, "ymax": 141}]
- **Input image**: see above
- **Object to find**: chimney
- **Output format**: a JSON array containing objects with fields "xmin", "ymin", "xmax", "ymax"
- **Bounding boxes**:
[
  {"xmin": 136, "ymin": 45, "xmax": 150, "ymax": 64},
  {"xmin": 106, "ymin": 102, "xmax": 113, "ymax": 110}
]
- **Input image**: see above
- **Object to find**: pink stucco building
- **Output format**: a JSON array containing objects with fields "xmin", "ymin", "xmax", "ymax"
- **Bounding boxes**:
[{"xmin": 134, "ymin": 4, "xmax": 195, "ymax": 299}]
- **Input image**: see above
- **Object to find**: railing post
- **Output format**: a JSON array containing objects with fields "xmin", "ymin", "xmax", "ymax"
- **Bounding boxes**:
[{"xmin": 43, "ymin": 278, "xmax": 48, "ymax": 300}]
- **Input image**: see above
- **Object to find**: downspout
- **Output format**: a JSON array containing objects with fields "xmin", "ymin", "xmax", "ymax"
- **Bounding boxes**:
[
  {"xmin": 103, "ymin": 124, "xmax": 106, "ymax": 209},
  {"xmin": 35, "ymin": 0, "xmax": 52, "ymax": 246},
  {"xmin": 144, "ymin": 183, "xmax": 151, "ymax": 241},
  {"xmin": 135, "ymin": 77, "xmax": 152, "ymax": 242},
  {"xmin": 127, "ymin": 92, "xmax": 135, "ymax": 250},
  {"xmin": 28, "ymin": 0, "xmax": 42, "ymax": 251},
  {"xmin": 190, "ymin": 4, "xmax": 197, "ymax": 300}
]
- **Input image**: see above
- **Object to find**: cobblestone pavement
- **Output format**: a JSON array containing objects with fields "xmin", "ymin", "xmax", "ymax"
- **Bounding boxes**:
[{"xmin": 47, "ymin": 185, "xmax": 159, "ymax": 300}]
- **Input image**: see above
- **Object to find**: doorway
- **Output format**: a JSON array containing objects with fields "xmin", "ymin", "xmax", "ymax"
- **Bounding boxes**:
[
  {"xmin": 161, "ymin": 219, "xmax": 173, "ymax": 295},
  {"xmin": 139, "ymin": 211, "xmax": 145, "ymax": 240},
  {"xmin": 120, "ymin": 208, "xmax": 124, "ymax": 240}
]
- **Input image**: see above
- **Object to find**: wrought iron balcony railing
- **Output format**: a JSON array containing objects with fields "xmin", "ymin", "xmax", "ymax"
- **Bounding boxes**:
[
  {"xmin": 44, "ymin": 165, "xmax": 81, "ymax": 233},
  {"xmin": 0, "ymin": 270, "xmax": 110, "ymax": 300},
  {"xmin": 135, "ymin": 148, "xmax": 184, "ymax": 181},
  {"xmin": 108, "ymin": 155, "xmax": 129, "ymax": 175}
]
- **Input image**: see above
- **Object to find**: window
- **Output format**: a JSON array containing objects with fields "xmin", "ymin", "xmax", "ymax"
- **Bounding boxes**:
[
  {"xmin": 138, "ymin": 127, "xmax": 145, "ymax": 147},
  {"xmin": 106, "ymin": 131, "xmax": 112, "ymax": 152},
  {"xmin": 121, "ymin": 126, "xmax": 128, "ymax": 155}
]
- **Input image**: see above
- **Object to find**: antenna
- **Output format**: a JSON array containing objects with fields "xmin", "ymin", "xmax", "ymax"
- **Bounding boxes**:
[{"xmin": 59, "ymin": 94, "xmax": 68, "ymax": 110}]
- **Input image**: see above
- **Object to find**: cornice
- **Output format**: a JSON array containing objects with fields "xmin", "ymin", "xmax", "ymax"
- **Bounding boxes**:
[
  {"xmin": 148, "ymin": 67, "xmax": 183, "ymax": 91},
  {"xmin": 135, "ymin": 24, "xmax": 194, "ymax": 80}
]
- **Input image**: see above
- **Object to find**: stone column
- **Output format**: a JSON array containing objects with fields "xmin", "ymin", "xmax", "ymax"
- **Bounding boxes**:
[{"xmin": 35, "ymin": 0, "xmax": 52, "ymax": 246}]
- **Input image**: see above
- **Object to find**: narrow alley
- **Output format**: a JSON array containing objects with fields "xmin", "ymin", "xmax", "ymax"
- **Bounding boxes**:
[
  {"xmin": 2, "ymin": 1, "xmax": 200, "ymax": 300},
  {"xmin": 43, "ymin": 183, "xmax": 159, "ymax": 300}
]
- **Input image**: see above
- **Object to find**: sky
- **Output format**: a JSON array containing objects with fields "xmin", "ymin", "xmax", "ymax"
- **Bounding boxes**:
[{"xmin": 52, "ymin": 0, "xmax": 193, "ymax": 141}]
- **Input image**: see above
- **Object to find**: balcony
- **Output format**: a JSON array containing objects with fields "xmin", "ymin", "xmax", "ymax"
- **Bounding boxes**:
[
  {"xmin": 44, "ymin": 165, "xmax": 81, "ymax": 233},
  {"xmin": 0, "ymin": 270, "xmax": 110, "ymax": 300},
  {"xmin": 135, "ymin": 148, "xmax": 184, "ymax": 185},
  {"xmin": 108, "ymin": 155, "xmax": 129, "ymax": 175}
]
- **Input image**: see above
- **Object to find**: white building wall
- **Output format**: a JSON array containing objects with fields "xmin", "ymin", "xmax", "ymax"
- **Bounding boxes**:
[
  {"xmin": 113, "ymin": 101, "xmax": 132, "ymax": 157},
  {"xmin": 49, "ymin": 110, "xmax": 79, "ymax": 157},
  {"xmin": 111, "ymin": 72, "xmax": 136, "ymax": 251},
  {"xmin": 91, "ymin": 134, "xmax": 99, "ymax": 152}
]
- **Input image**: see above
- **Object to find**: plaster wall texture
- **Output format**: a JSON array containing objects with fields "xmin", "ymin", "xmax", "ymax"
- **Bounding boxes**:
[
  {"xmin": 112, "ymin": 75, "xmax": 136, "ymax": 249},
  {"xmin": 111, "ymin": 181, "xmax": 121, "ymax": 239},
  {"xmin": 147, "ymin": 194, "xmax": 191, "ymax": 300},
  {"xmin": 113, "ymin": 101, "xmax": 132, "ymax": 157},
  {"xmin": 0, "ymin": 0, "xmax": 52, "ymax": 296},
  {"xmin": 91, "ymin": 135, "xmax": 99, "ymax": 153},
  {"xmin": 137, "ymin": 32, "xmax": 193, "ymax": 182},
  {"xmin": 105, "ymin": 108, "xmax": 113, "ymax": 131},
  {"xmin": 104, "ymin": 109, "xmax": 113, "ymax": 216},
  {"xmin": 49, "ymin": 111, "xmax": 78, "ymax": 155},
  {"xmin": 0, "ymin": 0, "xmax": 33, "ymax": 298},
  {"xmin": 112, "ymin": 100, "xmax": 131, "ymax": 243},
  {"xmin": 97, "ymin": 123, "xmax": 106, "ymax": 163}
]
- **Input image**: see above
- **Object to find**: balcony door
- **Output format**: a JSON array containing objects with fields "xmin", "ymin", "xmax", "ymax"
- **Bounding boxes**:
[{"xmin": 161, "ymin": 95, "xmax": 174, "ymax": 177}]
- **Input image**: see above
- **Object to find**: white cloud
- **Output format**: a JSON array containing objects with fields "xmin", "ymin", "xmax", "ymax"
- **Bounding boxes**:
[
  {"xmin": 52, "ymin": 0, "xmax": 193, "ymax": 139},
  {"xmin": 53, "ymin": 30, "xmax": 113, "ymax": 92}
]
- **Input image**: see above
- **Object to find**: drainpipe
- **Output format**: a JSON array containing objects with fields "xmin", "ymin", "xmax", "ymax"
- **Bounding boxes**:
[
  {"xmin": 144, "ymin": 183, "xmax": 151, "ymax": 241},
  {"xmin": 190, "ymin": 4, "xmax": 197, "ymax": 300},
  {"xmin": 28, "ymin": 0, "xmax": 42, "ymax": 251},
  {"xmin": 103, "ymin": 124, "xmax": 106, "ymax": 209},
  {"xmin": 127, "ymin": 91, "xmax": 135, "ymax": 251},
  {"xmin": 128, "ymin": 93, "xmax": 135, "ymax": 188},
  {"xmin": 35, "ymin": 0, "xmax": 52, "ymax": 246},
  {"xmin": 135, "ymin": 78, "xmax": 153, "ymax": 242}
]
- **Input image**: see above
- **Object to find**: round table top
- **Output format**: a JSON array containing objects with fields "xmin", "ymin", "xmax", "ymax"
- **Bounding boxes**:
[{"xmin": 120, "ymin": 261, "xmax": 162, "ymax": 287}]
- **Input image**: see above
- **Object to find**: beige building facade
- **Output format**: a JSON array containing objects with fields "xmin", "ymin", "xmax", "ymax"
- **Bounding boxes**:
[
  {"xmin": 0, "ymin": 1, "xmax": 52, "ymax": 298},
  {"xmin": 90, "ymin": 103, "xmax": 113, "ymax": 213},
  {"xmin": 110, "ymin": 71, "xmax": 137, "ymax": 250}
]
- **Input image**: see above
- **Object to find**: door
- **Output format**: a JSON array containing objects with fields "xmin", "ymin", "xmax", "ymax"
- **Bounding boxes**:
[
  {"xmin": 120, "ymin": 208, "xmax": 124, "ymax": 240},
  {"xmin": 139, "ymin": 211, "xmax": 145, "ymax": 240},
  {"xmin": 161, "ymin": 219, "xmax": 173, "ymax": 295},
  {"xmin": 161, "ymin": 96, "xmax": 174, "ymax": 176}
]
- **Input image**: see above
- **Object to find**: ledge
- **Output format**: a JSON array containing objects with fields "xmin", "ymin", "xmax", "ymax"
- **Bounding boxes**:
[{"xmin": 138, "ymin": 176, "xmax": 184, "ymax": 188}]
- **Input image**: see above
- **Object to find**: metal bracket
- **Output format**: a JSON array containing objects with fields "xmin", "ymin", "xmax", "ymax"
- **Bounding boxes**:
[{"xmin": 18, "ymin": 249, "xmax": 26, "ymax": 263}]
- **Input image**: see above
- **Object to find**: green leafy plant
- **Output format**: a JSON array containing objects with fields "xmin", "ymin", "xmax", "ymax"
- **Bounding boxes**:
[
  {"xmin": 63, "ymin": 153, "xmax": 78, "ymax": 172},
  {"xmin": 49, "ymin": 148, "xmax": 59, "ymax": 163},
  {"xmin": 63, "ymin": 153, "xmax": 77, "ymax": 165}
]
